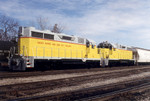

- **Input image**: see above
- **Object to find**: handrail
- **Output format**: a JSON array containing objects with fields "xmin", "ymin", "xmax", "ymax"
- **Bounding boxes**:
[
  {"xmin": 71, "ymin": 49, "xmax": 72, "ymax": 58},
  {"xmin": 58, "ymin": 48, "xmax": 60, "ymax": 58},
  {"xmin": 25, "ymin": 46, "xmax": 28, "ymax": 57},
  {"xmin": 23, "ymin": 46, "xmax": 25, "ymax": 56},
  {"xmin": 43, "ymin": 47, "xmax": 45, "ymax": 58},
  {"xmin": 36, "ymin": 47, "xmax": 37, "ymax": 58},
  {"xmin": 32, "ymin": 48, "xmax": 34, "ymax": 57},
  {"xmin": 28, "ymin": 46, "xmax": 86, "ymax": 59},
  {"xmin": 65, "ymin": 48, "xmax": 66, "ymax": 58},
  {"xmin": 51, "ymin": 48, "xmax": 52, "ymax": 58}
]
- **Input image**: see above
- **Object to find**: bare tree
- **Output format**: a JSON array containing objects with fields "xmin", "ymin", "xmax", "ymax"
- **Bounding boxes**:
[
  {"xmin": 51, "ymin": 24, "xmax": 65, "ymax": 33},
  {"xmin": 36, "ymin": 16, "xmax": 50, "ymax": 30},
  {"xmin": 29, "ymin": 16, "xmax": 65, "ymax": 33},
  {"xmin": 0, "ymin": 14, "xmax": 19, "ymax": 41}
]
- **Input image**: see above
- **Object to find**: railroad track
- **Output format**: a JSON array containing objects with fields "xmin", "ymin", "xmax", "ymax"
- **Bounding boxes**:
[
  {"xmin": 8, "ymin": 77, "xmax": 150, "ymax": 101},
  {"xmin": 0, "ymin": 66, "xmax": 149, "ymax": 79},
  {"xmin": 0, "ymin": 66, "xmax": 150, "ymax": 101},
  {"xmin": 81, "ymin": 79, "xmax": 150, "ymax": 101},
  {"xmin": 0, "ymin": 69, "xmax": 142, "ymax": 99}
]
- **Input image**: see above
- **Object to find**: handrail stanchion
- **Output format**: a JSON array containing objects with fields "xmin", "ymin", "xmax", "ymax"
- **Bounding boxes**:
[
  {"xmin": 51, "ymin": 48, "xmax": 52, "ymax": 58},
  {"xmin": 43, "ymin": 47, "xmax": 45, "ymax": 59},
  {"xmin": 36, "ymin": 47, "xmax": 37, "ymax": 58}
]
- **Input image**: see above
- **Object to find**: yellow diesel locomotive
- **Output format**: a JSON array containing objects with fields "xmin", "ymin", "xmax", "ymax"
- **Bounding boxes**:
[
  {"xmin": 98, "ymin": 42, "xmax": 134, "ymax": 67},
  {"xmin": 8, "ymin": 27, "xmax": 134, "ymax": 71}
]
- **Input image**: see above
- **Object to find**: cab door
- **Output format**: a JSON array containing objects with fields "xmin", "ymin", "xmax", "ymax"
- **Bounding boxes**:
[{"xmin": 85, "ymin": 39, "xmax": 90, "ymax": 58}]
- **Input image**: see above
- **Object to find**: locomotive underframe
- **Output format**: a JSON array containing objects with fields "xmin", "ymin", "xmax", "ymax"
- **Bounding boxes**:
[
  {"xmin": 9, "ymin": 54, "xmax": 136, "ymax": 71},
  {"xmin": 9, "ymin": 55, "xmax": 101, "ymax": 71},
  {"xmin": 100, "ymin": 58, "xmax": 135, "ymax": 67}
]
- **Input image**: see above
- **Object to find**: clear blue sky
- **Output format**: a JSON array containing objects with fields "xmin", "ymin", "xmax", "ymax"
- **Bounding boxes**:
[{"xmin": 0, "ymin": 0, "xmax": 150, "ymax": 49}]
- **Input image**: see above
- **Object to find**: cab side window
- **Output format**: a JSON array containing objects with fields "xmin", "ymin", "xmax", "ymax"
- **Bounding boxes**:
[
  {"xmin": 92, "ymin": 44, "xmax": 94, "ymax": 49},
  {"xmin": 86, "ymin": 40, "xmax": 90, "ymax": 47}
]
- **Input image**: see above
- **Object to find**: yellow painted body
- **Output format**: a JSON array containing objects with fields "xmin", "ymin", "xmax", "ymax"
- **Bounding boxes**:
[
  {"xmin": 99, "ymin": 48, "xmax": 133, "ymax": 60},
  {"xmin": 86, "ymin": 45, "xmax": 100, "ymax": 59},
  {"xmin": 19, "ymin": 37, "xmax": 100, "ymax": 59},
  {"xmin": 19, "ymin": 37, "xmax": 133, "ymax": 61}
]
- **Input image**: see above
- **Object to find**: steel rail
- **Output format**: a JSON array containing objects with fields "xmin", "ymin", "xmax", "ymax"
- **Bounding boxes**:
[
  {"xmin": 80, "ymin": 80, "xmax": 150, "ymax": 101},
  {"xmin": 9, "ymin": 77, "xmax": 150, "ymax": 101}
]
